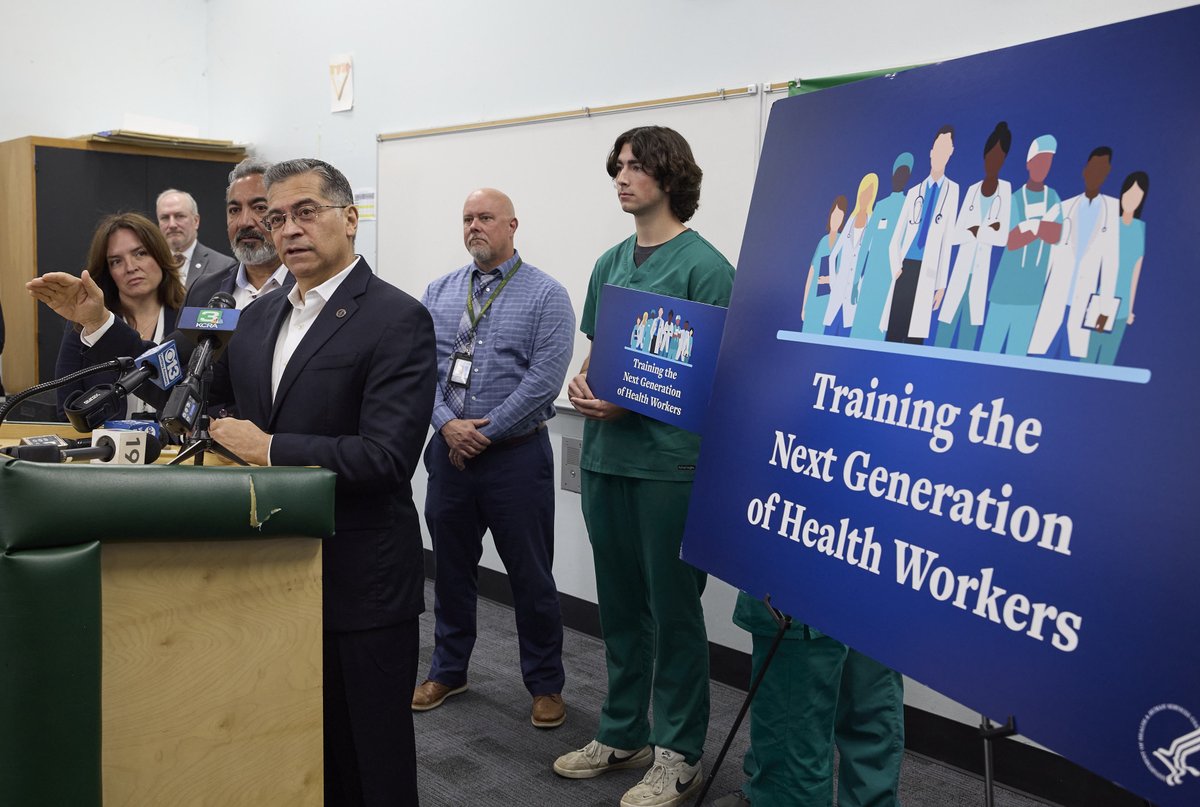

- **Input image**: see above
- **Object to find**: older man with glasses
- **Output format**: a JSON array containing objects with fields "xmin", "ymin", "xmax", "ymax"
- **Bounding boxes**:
[{"xmin": 32, "ymin": 158, "xmax": 438, "ymax": 807}]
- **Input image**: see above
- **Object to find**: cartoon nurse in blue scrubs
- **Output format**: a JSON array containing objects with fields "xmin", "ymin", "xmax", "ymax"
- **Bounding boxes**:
[
  {"xmin": 1087, "ymin": 171, "xmax": 1148, "ymax": 364},
  {"xmin": 849, "ymin": 153, "xmax": 913, "ymax": 341},
  {"xmin": 801, "ymin": 195, "xmax": 847, "ymax": 334}
]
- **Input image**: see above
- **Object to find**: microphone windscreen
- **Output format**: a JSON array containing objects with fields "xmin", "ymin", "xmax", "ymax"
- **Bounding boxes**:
[
  {"xmin": 143, "ymin": 433, "xmax": 163, "ymax": 464},
  {"xmin": 208, "ymin": 291, "xmax": 237, "ymax": 309}
]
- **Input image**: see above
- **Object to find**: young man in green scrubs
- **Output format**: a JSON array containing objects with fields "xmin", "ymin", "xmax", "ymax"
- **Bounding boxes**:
[{"xmin": 556, "ymin": 126, "xmax": 735, "ymax": 807}]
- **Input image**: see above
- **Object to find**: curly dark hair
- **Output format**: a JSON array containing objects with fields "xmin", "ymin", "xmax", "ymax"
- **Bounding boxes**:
[
  {"xmin": 82, "ymin": 212, "xmax": 185, "ymax": 331},
  {"xmin": 606, "ymin": 126, "xmax": 703, "ymax": 223}
]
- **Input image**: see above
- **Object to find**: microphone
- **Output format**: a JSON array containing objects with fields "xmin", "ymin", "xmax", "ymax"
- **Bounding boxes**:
[
  {"xmin": 114, "ymin": 339, "xmax": 185, "ymax": 395},
  {"xmin": 63, "ymin": 340, "xmax": 186, "ymax": 432},
  {"xmin": 17, "ymin": 433, "xmax": 92, "ymax": 450},
  {"xmin": 102, "ymin": 419, "xmax": 165, "ymax": 442},
  {"xmin": 160, "ymin": 293, "xmax": 241, "ymax": 437},
  {"xmin": 1, "ymin": 430, "xmax": 162, "ymax": 465}
]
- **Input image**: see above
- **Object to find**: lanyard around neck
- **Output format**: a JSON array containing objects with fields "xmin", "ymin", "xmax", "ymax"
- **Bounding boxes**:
[{"xmin": 466, "ymin": 257, "xmax": 522, "ymax": 327}]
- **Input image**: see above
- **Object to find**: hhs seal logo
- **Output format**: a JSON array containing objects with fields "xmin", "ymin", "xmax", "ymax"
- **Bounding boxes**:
[{"xmin": 1139, "ymin": 703, "xmax": 1200, "ymax": 787}]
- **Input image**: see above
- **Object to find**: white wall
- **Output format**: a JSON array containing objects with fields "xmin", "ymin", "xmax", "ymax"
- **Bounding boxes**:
[
  {"xmin": 1, "ymin": 2, "xmax": 210, "ymax": 143},
  {"xmin": 204, "ymin": 0, "xmax": 1193, "ymax": 269},
  {"xmin": 7, "ymin": 0, "xmax": 1191, "ymax": 745}
]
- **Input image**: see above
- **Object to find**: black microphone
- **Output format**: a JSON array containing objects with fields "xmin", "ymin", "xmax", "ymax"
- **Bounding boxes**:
[
  {"xmin": 64, "ymin": 340, "xmax": 186, "ymax": 432},
  {"xmin": 17, "ymin": 434, "xmax": 92, "ymax": 450},
  {"xmin": 0, "ymin": 430, "xmax": 162, "ymax": 465},
  {"xmin": 0, "ymin": 443, "xmax": 61, "ymax": 462},
  {"xmin": 160, "ymin": 292, "xmax": 240, "ymax": 437}
]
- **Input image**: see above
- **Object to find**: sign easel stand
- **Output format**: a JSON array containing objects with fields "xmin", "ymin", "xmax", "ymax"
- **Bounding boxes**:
[
  {"xmin": 980, "ymin": 714, "xmax": 1017, "ymax": 807},
  {"xmin": 694, "ymin": 595, "xmax": 791, "ymax": 806}
]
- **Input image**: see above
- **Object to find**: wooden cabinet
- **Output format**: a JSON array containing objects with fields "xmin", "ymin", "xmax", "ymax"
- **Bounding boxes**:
[{"xmin": 0, "ymin": 137, "xmax": 241, "ymax": 393}]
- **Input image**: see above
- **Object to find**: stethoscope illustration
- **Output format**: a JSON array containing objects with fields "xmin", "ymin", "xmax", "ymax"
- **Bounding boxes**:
[
  {"xmin": 1059, "ymin": 195, "xmax": 1109, "ymax": 247},
  {"xmin": 1016, "ymin": 186, "xmax": 1107, "ymax": 264},
  {"xmin": 966, "ymin": 185, "xmax": 1003, "ymax": 224},
  {"xmin": 909, "ymin": 180, "xmax": 950, "ymax": 225}
]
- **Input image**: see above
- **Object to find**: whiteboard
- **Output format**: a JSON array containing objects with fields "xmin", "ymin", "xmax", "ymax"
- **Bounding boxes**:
[{"xmin": 376, "ymin": 93, "xmax": 765, "ymax": 388}]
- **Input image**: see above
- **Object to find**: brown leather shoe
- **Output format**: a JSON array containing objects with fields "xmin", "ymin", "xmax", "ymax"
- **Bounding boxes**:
[
  {"xmin": 411, "ymin": 679, "xmax": 467, "ymax": 712},
  {"xmin": 531, "ymin": 693, "xmax": 566, "ymax": 728}
]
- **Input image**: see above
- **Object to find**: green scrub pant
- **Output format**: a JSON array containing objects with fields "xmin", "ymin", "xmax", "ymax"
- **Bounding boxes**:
[
  {"xmin": 933, "ymin": 302, "xmax": 979, "ymax": 351},
  {"xmin": 581, "ymin": 470, "xmax": 710, "ymax": 764},
  {"xmin": 978, "ymin": 303, "xmax": 1038, "ymax": 355},
  {"xmin": 742, "ymin": 627, "xmax": 904, "ymax": 807}
]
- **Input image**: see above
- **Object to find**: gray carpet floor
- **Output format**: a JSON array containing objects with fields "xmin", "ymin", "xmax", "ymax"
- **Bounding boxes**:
[{"xmin": 413, "ymin": 582, "xmax": 1057, "ymax": 806}]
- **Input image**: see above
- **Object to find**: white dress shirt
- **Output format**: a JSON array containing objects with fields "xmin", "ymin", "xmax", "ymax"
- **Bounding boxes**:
[{"xmin": 232, "ymin": 263, "xmax": 290, "ymax": 310}]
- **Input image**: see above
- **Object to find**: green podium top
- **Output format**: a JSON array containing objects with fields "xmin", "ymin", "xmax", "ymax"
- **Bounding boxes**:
[{"xmin": 0, "ymin": 461, "xmax": 336, "ymax": 551}]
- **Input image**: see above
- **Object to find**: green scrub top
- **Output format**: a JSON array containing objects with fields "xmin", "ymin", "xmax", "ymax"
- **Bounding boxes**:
[
  {"xmin": 580, "ymin": 229, "xmax": 734, "ymax": 481},
  {"xmin": 989, "ymin": 185, "xmax": 1062, "ymax": 305},
  {"xmin": 1115, "ymin": 218, "xmax": 1145, "ymax": 319}
]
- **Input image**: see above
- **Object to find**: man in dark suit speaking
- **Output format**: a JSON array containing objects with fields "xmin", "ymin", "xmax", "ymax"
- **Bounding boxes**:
[
  {"xmin": 29, "ymin": 158, "xmax": 437, "ymax": 806},
  {"xmin": 209, "ymin": 158, "xmax": 437, "ymax": 806}
]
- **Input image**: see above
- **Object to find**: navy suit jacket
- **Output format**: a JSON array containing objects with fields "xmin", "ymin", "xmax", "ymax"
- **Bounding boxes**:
[
  {"xmin": 54, "ymin": 306, "xmax": 180, "ymax": 419},
  {"xmin": 90, "ymin": 259, "xmax": 437, "ymax": 630}
]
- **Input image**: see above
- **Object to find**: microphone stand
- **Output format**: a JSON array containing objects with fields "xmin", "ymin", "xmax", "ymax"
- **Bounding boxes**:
[
  {"xmin": 0, "ymin": 358, "xmax": 132, "ymax": 426},
  {"xmin": 168, "ymin": 370, "xmax": 248, "ymax": 466}
]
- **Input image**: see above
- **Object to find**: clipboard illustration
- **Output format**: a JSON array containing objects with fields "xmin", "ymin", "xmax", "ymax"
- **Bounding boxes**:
[{"xmin": 1083, "ymin": 293, "xmax": 1121, "ymax": 332}]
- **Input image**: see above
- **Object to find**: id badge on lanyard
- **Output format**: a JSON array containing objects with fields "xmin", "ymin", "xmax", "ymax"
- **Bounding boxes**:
[
  {"xmin": 448, "ymin": 350, "xmax": 474, "ymax": 388},
  {"xmin": 447, "ymin": 258, "xmax": 523, "ymax": 390}
]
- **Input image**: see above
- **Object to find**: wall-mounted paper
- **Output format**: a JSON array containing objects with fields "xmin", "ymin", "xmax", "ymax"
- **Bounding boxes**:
[{"xmin": 330, "ymin": 54, "xmax": 354, "ymax": 113}]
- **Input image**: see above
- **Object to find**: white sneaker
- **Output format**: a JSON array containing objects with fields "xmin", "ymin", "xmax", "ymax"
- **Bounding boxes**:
[
  {"xmin": 552, "ymin": 739, "xmax": 652, "ymax": 779},
  {"xmin": 620, "ymin": 747, "xmax": 704, "ymax": 807}
]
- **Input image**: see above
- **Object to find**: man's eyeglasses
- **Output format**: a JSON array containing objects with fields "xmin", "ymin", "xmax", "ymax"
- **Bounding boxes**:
[{"xmin": 261, "ymin": 204, "xmax": 348, "ymax": 232}]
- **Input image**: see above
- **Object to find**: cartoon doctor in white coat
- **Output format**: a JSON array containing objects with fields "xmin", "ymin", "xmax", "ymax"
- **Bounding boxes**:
[
  {"xmin": 936, "ymin": 122, "xmax": 1013, "ymax": 350},
  {"xmin": 1029, "ymin": 147, "xmax": 1119, "ymax": 358},
  {"xmin": 883, "ymin": 125, "xmax": 960, "ymax": 344}
]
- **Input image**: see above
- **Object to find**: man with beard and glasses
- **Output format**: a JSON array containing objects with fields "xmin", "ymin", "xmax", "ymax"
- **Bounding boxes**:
[
  {"xmin": 185, "ymin": 158, "xmax": 294, "ymax": 309},
  {"xmin": 413, "ymin": 188, "xmax": 575, "ymax": 730},
  {"xmin": 156, "ymin": 187, "xmax": 237, "ymax": 288}
]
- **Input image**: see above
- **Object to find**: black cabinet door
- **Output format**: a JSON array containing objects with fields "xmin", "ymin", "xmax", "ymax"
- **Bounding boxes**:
[{"xmin": 34, "ymin": 147, "xmax": 234, "ymax": 382}]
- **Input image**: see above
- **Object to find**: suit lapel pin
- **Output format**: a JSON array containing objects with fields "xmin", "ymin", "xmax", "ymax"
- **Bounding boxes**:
[{"xmin": 336, "ymin": 308, "xmax": 348, "ymax": 318}]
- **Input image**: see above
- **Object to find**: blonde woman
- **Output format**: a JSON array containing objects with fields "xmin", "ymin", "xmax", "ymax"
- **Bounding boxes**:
[{"xmin": 825, "ymin": 173, "xmax": 878, "ymax": 336}]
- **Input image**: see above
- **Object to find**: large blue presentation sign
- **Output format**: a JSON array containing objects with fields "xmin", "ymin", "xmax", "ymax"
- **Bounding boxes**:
[
  {"xmin": 587, "ymin": 284, "xmax": 726, "ymax": 433},
  {"xmin": 681, "ymin": 8, "xmax": 1200, "ymax": 805}
]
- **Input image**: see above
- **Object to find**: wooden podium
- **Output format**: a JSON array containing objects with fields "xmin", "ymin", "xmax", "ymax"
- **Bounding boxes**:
[{"xmin": 0, "ymin": 424, "xmax": 329, "ymax": 806}]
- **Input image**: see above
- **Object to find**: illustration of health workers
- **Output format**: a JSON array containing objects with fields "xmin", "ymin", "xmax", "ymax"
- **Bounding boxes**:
[
  {"xmin": 849, "ymin": 153, "xmax": 913, "ymax": 341},
  {"xmin": 883, "ymin": 125, "xmax": 959, "ymax": 344},
  {"xmin": 1087, "ymin": 170, "xmax": 1148, "ymax": 364},
  {"xmin": 935, "ymin": 121, "xmax": 1012, "ymax": 350},
  {"xmin": 802, "ymin": 195, "xmax": 847, "ymax": 334},
  {"xmin": 1029, "ymin": 147, "xmax": 1119, "ymax": 359},
  {"xmin": 824, "ymin": 173, "xmax": 878, "ymax": 336},
  {"xmin": 979, "ymin": 134, "xmax": 1063, "ymax": 355}
]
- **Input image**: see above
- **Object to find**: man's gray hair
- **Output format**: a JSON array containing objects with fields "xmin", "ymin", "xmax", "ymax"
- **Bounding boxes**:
[
  {"xmin": 156, "ymin": 188, "xmax": 199, "ymax": 215},
  {"xmin": 264, "ymin": 158, "xmax": 354, "ymax": 207},
  {"xmin": 227, "ymin": 157, "xmax": 274, "ymax": 196}
]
